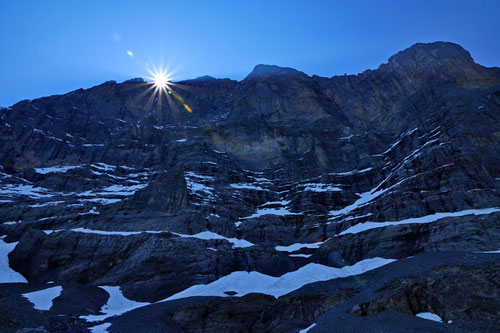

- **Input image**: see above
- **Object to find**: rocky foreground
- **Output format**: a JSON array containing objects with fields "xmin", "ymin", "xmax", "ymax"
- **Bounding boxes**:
[{"xmin": 0, "ymin": 42, "xmax": 499, "ymax": 332}]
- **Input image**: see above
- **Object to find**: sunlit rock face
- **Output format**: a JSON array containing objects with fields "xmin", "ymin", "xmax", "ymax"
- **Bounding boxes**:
[{"xmin": 0, "ymin": 42, "xmax": 499, "ymax": 332}]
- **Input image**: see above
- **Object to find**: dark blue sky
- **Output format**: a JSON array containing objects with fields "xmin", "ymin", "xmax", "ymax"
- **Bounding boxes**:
[{"xmin": 1, "ymin": 0, "xmax": 499, "ymax": 106}]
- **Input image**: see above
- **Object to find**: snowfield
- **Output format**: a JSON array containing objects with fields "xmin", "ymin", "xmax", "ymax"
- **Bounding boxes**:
[{"xmin": 164, "ymin": 257, "xmax": 395, "ymax": 300}]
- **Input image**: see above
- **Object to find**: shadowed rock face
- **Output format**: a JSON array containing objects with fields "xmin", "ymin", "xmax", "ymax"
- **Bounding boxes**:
[
  {"xmin": 0, "ymin": 42, "xmax": 499, "ymax": 332},
  {"xmin": 350, "ymin": 264, "xmax": 500, "ymax": 332}
]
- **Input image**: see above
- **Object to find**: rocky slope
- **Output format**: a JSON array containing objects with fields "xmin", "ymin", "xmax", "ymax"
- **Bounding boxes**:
[{"xmin": 0, "ymin": 41, "xmax": 499, "ymax": 332}]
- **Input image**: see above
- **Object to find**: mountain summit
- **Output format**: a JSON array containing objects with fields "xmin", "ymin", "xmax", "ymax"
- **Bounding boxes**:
[
  {"xmin": 245, "ymin": 64, "xmax": 307, "ymax": 79},
  {"xmin": 0, "ymin": 42, "xmax": 499, "ymax": 332},
  {"xmin": 387, "ymin": 41, "xmax": 475, "ymax": 68}
]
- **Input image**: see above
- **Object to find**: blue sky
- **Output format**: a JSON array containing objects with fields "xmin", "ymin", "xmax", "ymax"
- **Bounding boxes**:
[{"xmin": 1, "ymin": 0, "xmax": 499, "ymax": 106}]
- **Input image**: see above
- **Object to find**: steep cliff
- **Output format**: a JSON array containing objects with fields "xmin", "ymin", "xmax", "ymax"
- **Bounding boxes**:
[{"xmin": 0, "ymin": 42, "xmax": 499, "ymax": 332}]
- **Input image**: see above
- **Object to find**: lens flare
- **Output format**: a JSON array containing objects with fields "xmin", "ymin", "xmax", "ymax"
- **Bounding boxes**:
[
  {"xmin": 141, "ymin": 65, "xmax": 193, "ymax": 115},
  {"xmin": 126, "ymin": 50, "xmax": 134, "ymax": 58}
]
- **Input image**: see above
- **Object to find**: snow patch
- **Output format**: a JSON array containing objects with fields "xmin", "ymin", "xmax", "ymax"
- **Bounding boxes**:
[
  {"xmin": 275, "ymin": 241, "xmax": 326, "ymax": 252},
  {"xmin": 43, "ymin": 227, "xmax": 164, "ymax": 236},
  {"xmin": 22, "ymin": 286, "xmax": 62, "ymax": 310},
  {"xmin": 299, "ymin": 323, "xmax": 317, "ymax": 333},
  {"xmin": 338, "ymin": 207, "xmax": 500, "ymax": 236},
  {"xmin": 81, "ymin": 286, "xmax": 149, "ymax": 322},
  {"xmin": 230, "ymin": 183, "xmax": 269, "ymax": 191},
  {"xmin": 327, "ymin": 167, "xmax": 373, "ymax": 177},
  {"xmin": 78, "ymin": 184, "xmax": 147, "ymax": 198},
  {"xmin": 289, "ymin": 254, "xmax": 312, "ymax": 258},
  {"xmin": 300, "ymin": 183, "xmax": 342, "ymax": 192},
  {"xmin": 0, "ymin": 237, "xmax": 27, "ymax": 283},
  {"xmin": 29, "ymin": 201, "xmax": 65, "ymax": 208},
  {"xmin": 89, "ymin": 323, "xmax": 111, "ymax": 333},
  {"xmin": 173, "ymin": 231, "xmax": 254, "ymax": 248},
  {"xmin": 0, "ymin": 184, "xmax": 56, "ymax": 199},
  {"xmin": 416, "ymin": 312, "xmax": 442, "ymax": 322},
  {"xmin": 34, "ymin": 165, "xmax": 81, "ymax": 174},
  {"xmin": 164, "ymin": 257, "xmax": 395, "ymax": 301},
  {"xmin": 245, "ymin": 207, "xmax": 301, "ymax": 219},
  {"xmin": 477, "ymin": 249, "xmax": 500, "ymax": 253},
  {"xmin": 80, "ymin": 198, "xmax": 122, "ymax": 205}
]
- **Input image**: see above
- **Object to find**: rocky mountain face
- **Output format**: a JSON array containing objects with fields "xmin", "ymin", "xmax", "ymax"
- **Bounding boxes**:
[{"xmin": 0, "ymin": 41, "xmax": 499, "ymax": 332}]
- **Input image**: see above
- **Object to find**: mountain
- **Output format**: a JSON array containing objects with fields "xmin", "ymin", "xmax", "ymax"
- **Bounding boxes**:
[{"xmin": 0, "ymin": 41, "xmax": 499, "ymax": 332}]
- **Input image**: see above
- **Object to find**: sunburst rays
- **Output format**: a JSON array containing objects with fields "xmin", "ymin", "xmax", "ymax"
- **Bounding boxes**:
[{"xmin": 137, "ymin": 64, "xmax": 194, "ymax": 121}]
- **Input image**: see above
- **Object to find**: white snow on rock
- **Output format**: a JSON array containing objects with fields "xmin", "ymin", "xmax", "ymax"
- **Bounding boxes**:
[
  {"xmin": 29, "ymin": 201, "xmax": 65, "ymax": 208},
  {"xmin": 79, "ymin": 198, "xmax": 122, "ymax": 205},
  {"xmin": 184, "ymin": 172, "xmax": 215, "ymax": 204},
  {"xmin": 81, "ymin": 286, "xmax": 149, "ymax": 322},
  {"xmin": 184, "ymin": 171, "xmax": 214, "ymax": 181},
  {"xmin": 89, "ymin": 323, "xmax": 111, "ymax": 333},
  {"xmin": 338, "ymin": 207, "xmax": 500, "ymax": 236},
  {"xmin": 246, "ymin": 207, "xmax": 301, "ymax": 218},
  {"xmin": 300, "ymin": 183, "xmax": 342, "ymax": 192},
  {"xmin": 416, "ymin": 312, "xmax": 443, "ymax": 322},
  {"xmin": 327, "ymin": 167, "xmax": 373, "ymax": 176},
  {"xmin": 83, "ymin": 144, "xmax": 105, "ymax": 147},
  {"xmin": 22, "ymin": 286, "xmax": 62, "ymax": 310},
  {"xmin": 328, "ymin": 174, "xmax": 406, "ymax": 219},
  {"xmin": 0, "ymin": 237, "xmax": 28, "ymax": 283},
  {"xmin": 173, "ymin": 231, "xmax": 254, "ymax": 248},
  {"xmin": 477, "ymin": 249, "xmax": 500, "ymax": 253},
  {"xmin": 0, "ymin": 184, "xmax": 56, "ymax": 199},
  {"xmin": 34, "ymin": 165, "xmax": 82, "ymax": 174},
  {"xmin": 230, "ymin": 183, "xmax": 269, "ymax": 191},
  {"xmin": 77, "ymin": 184, "xmax": 147, "ymax": 198},
  {"xmin": 275, "ymin": 241, "xmax": 326, "ymax": 252},
  {"xmin": 91, "ymin": 163, "xmax": 116, "ymax": 171},
  {"xmin": 242, "ymin": 200, "xmax": 300, "ymax": 219},
  {"xmin": 329, "ymin": 134, "xmax": 443, "ymax": 220},
  {"xmin": 299, "ymin": 323, "xmax": 317, "ymax": 333},
  {"xmin": 99, "ymin": 184, "xmax": 147, "ymax": 196},
  {"xmin": 43, "ymin": 227, "xmax": 164, "ymax": 236},
  {"xmin": 42, "ymin": 228, "xmax": 254, "ymax": 251},
  {"xmin": 78, "ymin": 206, "xmax": 100, "ymax": 215},
  {"xmin": 164, "ymin": 257, "xmax": 395, "ymax": 301},
  {"xmin": 382, "ymin": 127, "xmax": 419, "ymax": 155},
  {"xmin": 289, "ymin": 254, "xmax": 312, "ymax": 258}
]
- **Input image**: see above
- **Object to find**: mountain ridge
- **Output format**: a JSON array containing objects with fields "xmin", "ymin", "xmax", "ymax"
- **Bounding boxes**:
[{"xmin": 0, "ymin": 41, "xmax": 499, "ymax": 332}]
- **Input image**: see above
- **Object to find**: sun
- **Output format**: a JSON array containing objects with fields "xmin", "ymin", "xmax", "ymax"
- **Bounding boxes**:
[
  {"xmin": 152, "ymin": 70, "xmax": 169, "ymax": 89},
  {"xmin": 141, "ymin": 65, "xmax": 193, "ymax": 114}
]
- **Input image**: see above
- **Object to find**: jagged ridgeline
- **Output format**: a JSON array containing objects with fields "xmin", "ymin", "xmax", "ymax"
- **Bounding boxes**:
[{"xmin": 0, "ymin": 42, "xmax": 499, "ymax": 332}]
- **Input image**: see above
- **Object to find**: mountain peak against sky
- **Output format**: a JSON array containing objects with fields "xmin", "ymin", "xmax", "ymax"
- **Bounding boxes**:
[
  {"xmin": 382, "ymin": 41, "xmax": 476, "ymax": 71},
  {"xmin": 224, "ymin": 42, "xmax": 480, "ymax": 83},
  {"xmin": 245, "ymin": 64, "xmax": 307, "ymax": 80}
]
